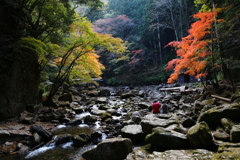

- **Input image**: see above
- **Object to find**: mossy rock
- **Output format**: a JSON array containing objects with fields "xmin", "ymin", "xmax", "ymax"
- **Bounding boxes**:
[
  {"xmin": 187, "ymin": 122, "xmax": 214, "ymax": 149},
  {"xmin": 212, "ymin": 143, "xmax": 240, "ymax": 159},
  {"xmin": 202, "ymin": 99, "xmax": 215, "ymax": 106},
  {"xmin": 197, "ymin": 104, "xmax": 240, "ymax": 129},
  {"xmin": 100, "ymin": 112, "xmax": 112, "ymax": 121},
  {"xmin": 120, "ymin": 93, "xmax": 136, "ymax": 99}
]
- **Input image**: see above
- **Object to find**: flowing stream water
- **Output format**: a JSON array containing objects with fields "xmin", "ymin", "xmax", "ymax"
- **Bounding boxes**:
[{"xmin": 23, "ymin": 96, "xmax": 126, "ymax": 160}]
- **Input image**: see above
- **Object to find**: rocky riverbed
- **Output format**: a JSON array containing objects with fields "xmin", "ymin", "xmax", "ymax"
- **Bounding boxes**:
[{"xmin": 1, "ymin": 84, "xmax": 240, "ymax": 160}]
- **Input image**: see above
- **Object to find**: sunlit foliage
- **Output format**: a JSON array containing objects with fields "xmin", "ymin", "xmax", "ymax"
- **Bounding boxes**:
[{"xmin": 165, "ymin": 12, "xmax": 218, "ymax": 83}]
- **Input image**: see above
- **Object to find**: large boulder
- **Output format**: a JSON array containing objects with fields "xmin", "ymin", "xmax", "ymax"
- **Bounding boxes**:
[
  {"xmin": 121, "ymin": 124, "xmax": 145, "ymax": 143},
  {"xmin": 145, "ymin": 127, "xmax": 189, "ymax": 149},
  {"xmin": 141, "ymin": 114, "xmax": 178, "ymax": 134},
  {"xmin": 197, "ymin": 104, "xmax": 240, "ymax": 129},
  {"xmin": 82, "ymin": 138, "xmax": 132, "ymax": 160},
  {"xmin": 187, "ymin": 122, "xmax": 214, "ymax": 149}
]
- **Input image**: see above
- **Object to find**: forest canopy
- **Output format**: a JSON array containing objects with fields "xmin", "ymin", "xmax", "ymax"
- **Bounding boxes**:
[{"xmin": 1, "ymin": 0, "xmax": 240, "ymax": 94}]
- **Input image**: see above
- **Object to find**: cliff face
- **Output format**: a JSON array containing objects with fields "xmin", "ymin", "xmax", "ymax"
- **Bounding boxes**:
[
  {"xmin": 0, "ymin": 51, "xmax": 40, "ymax": 120},
  {"xmin": 0, "ymin": 1, "xmax": 40, "ymax": 120}
]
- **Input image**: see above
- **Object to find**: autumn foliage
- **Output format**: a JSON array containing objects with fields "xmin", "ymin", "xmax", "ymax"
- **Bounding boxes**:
[
  {"xmin": 129, "ymin": 49, "xmax": 143, "ymax": 65},
  {"xmin": 165, "ymin": 12, "xmax": 218, "ymax": 83}
]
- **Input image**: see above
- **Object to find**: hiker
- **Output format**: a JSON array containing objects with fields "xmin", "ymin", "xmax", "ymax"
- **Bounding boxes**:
[
  {"xmin": 152, "ymin": 100, "xmax": 161, "ymax": 114},
  {"xmin": 162, "ymin": 100, "xmax": 169, "ymax": 114}
]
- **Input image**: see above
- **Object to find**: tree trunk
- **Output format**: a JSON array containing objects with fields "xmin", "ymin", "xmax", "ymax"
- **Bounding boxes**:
[
  {"xmin": 212, "ymin": 2, "xmax": 235, "ymax": 92},
  {"xmin": 156, "ymin": 14, "xmax": 163, "ymax": 64}
]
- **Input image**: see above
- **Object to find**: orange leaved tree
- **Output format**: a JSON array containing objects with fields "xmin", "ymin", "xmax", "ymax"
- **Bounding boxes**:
[{"xmin": 165, "ymin": 12, "xmax": 218, "ymax": 84}]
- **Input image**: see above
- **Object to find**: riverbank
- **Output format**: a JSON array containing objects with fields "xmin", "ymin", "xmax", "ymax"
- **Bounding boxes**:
[{"xmin": 1, "ymin": 84, "xmax": 240, "ymax": 159}]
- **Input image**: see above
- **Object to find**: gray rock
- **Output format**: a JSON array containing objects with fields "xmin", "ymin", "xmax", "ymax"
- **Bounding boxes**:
[
  {"xmin": 32, "ymin": 133, "xmax": 42, "ymax": 144},
  {"xmin": 141, "ymin": 114, "xmax": 178, "ymax": 134},
  {"xmin": 72, "ymin": 134, "xmax": 88, "ymax": 147},
  {"xmin": 138, "ymin": 102, "xmax": 151, "ymax": 109},
  {"xmin": 131, "ymin": 111, "xmax": 145, "ymax": 124},
  {"xmin": 100, "ymin": 112, "xmax": 112, "ymax": 121},
  {"xmin": 213, "ymin": 131, "xmax": 230, "ymax": 142},
  {"xmin": 83, "ymin": 115, "xmax": 98, "ymax": 124},
  {"xmin": 19, "ymin": 111, "xmax": 36, "ymax": 124},
  {"xmin": 96, "ymin": 97, "xmax": 108, "ymax": 104},
  {"xmin": 194, "ymin": 100, "xmax": 204, "ymax": 113},
  {"xmin": 212, "ymin": 142, "xmax": 240, "ymax": 159},
  {"xmin": 121, "ymin": 125, "xmax": 145, "ymax": 143},
  {"xmin": 51, "ymin": 125, "xmax": 94, "ymax": 136},
  {"xmin": 91, "ymin": 131, "xmax": 102, "ymax": 144},
  {"xmin": 150, "ymin": 149, "xmax": 213, "ymax": 160},
  {"xmin": 221, "ymin": 118, "xmax": 235, "ymax": 133},
  {"xmin": 30, "ymin": 125, "xmax": 52, "ymax": 142},
  {"xmin": 55, "ymin": 134, "xmax": 72, "ymax": 146},
  {"xmin": 132, "ymin": 116, "xmax": 142, "ymax": 124},
  {"xmin": 202, "ymin": 99, "xmax": 215, "ymax": 106},
  {"xmin": 69, "ymin": 102, "xmax": 79, "ymax": 108},
  {"xmin": 197, "ymin": 103, "xmax": 240, "ymax": 129},
  {"xmin": 65, "ymin": 119, "xmax": 82, "ymax": 126},
  {"xmin": 187, "ymin": 122, "xmax": 214, "ymax": 149},
  {"xmin": 180, "ymin": 95, "xmax": 195, "ymax": 103},
  {"xmin": 106, "ymin": 108, "xmax": 117, "ymax": 115},
  {"xmin": 72, "ymin": 96, "xmax": 81, "ymax": 103},
  {"xmin": 120, "ymin": 93, "xmax": 136, "ymax": 99},
  {"xmin": 91, "ymin": 105, "xmax": 106, "ymax": 115},
  {"xmin": 98, "ymin": 89, "xmax": 111, "ymax": 97},
  {"xmin": 87, "ymin": 90, "xmax": 98, "ymax": 97},
  {"xmin": 230, "ymin": 125, "xmax": 240, "ymax": 143},
  {"xmin": 179, "ymin": 103, "xmax": 192, "ymax": 112},
  {"xmin": 82, "ymin": 138, "xmax": 132, "ymax": 160},
  {"xmin": 71, "ymin": 107, "xmax": 84, "ymax": 114},
  {"xmin": 0, "ymin": 129, "xmax": 31, "ymax": 144},
  {"xmin": 145, "ymin": 127, "xmax": 189, "ymax": 149}
]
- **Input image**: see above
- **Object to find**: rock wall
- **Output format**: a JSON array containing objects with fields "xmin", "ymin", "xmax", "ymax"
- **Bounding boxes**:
[
  {"xmin": 0, "ymin": 51, "xmax": 39, "ymax": 120},
  {"xmin": 0, "ymin": 0, "xmax": 40, "ymax": 120}
]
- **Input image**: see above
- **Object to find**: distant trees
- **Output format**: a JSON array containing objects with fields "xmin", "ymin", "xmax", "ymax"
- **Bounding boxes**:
[{"xmin": 93, "ymin": 15, "xmax": 136, "ymax": 41}]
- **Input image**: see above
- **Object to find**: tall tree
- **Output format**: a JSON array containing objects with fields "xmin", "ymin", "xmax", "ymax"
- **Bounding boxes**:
[
  {"xmin": 165, "ymin": 12, "xmax": 219, "ymax": 84},
  {"xmin": 0, "ymin": 0, "xmax": 120, "ymax": 119}
]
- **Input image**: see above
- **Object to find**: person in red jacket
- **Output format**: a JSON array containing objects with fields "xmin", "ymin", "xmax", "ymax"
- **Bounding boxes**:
[{"xmin": 152, "ymin": 100, "xmax": 161, "ymax": 114}]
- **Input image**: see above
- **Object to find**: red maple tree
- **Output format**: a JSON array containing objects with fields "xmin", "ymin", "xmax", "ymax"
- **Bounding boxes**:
[{"xmin": 165, "ymin": 12, "xmax": 219, "ymax": 83}]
